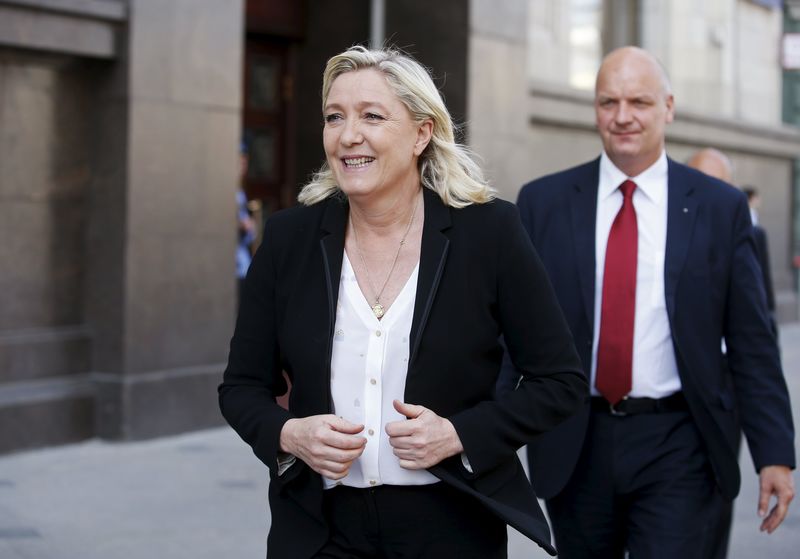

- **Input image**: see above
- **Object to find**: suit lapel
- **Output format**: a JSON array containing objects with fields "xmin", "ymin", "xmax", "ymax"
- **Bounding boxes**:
[
  {"xmin": 571, "ymin": 159, "xmax": 600, "ymax": 331},
  {"xmin": 409, "ymin": 188, "xmax": 451, "ymax": 365},
  {"xmin": 664, "ymin": 159, "xmax": 697, "ymax": 320}
]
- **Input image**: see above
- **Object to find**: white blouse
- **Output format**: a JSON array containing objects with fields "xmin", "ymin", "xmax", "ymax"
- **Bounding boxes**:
[{"xmin": 323, "ymin": 252, "xmax": 438, "ymax": 489}]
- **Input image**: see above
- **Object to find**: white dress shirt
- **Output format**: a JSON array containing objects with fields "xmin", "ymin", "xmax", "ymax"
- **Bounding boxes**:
[
  {"xmin": 324, "ymin": 252, "xmax": 438, "ymax": 489},
  {"xmin": 591, "ymin": 151, "xmax": 681, "ymax": 398}
]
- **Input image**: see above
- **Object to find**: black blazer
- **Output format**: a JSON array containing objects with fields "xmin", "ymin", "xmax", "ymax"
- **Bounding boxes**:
[
  {"xmin": 219, "ymin": 187, "xmax": 587, "ymax": 558},
  {"xmin": 512, "ymin": 157, "xmax": 795, "ymax": 501}
]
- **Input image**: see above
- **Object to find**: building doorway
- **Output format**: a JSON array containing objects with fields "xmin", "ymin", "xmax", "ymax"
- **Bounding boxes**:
[{"xmin": 242, "ymin": 38, "xmax": 294, "ymax": 221}]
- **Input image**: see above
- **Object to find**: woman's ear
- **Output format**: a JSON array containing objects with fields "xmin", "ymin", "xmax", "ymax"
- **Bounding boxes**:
[{"xmin": 414, "ymin": 119, "xmax": 434, "ymax": 156}]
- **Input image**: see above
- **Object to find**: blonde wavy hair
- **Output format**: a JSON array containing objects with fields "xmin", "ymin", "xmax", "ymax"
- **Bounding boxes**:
[{"xmin": 297, "ymin": 45, "xmax": 495, "ymax": 208}]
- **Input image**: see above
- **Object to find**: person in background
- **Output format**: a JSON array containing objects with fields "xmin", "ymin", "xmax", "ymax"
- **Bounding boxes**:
[
  {"xmin": 686, "ymin": 147, "xmax": 733, "ymax": 184},
  {"xmin": 501, "ymin": 46, "xmax": 795, "ymax": 558},
  {"xmin": 745, "ymin": 186, "xmax": 762, "ymax": 225},
  {"xmin": 742, "ymin": 186, "xmax": 777, "ymax": 327},
  {"xmin": 219, "ymin": 46, "xmax": 587, "ymax": 559},
  {"xmin": 236, "ymin": 141, "xmax": 256, "ymax": 304},
  {"xmin": 685, "ymin": 146, "xmax": 751, "ymax": 559},
  {"xmin": 685, "ymin": 149, "xmax": 777, "ymax": 336}
]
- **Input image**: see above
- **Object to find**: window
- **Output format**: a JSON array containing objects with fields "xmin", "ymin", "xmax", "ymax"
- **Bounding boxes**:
[
  {"xmin": 570, "ymin": 0, "xmax": 604, "ymax": 89},
  {"xmin": 528, "ymin": 0, "xmax": 640, "ymax": 91},
  {"xmin": 528, "ymin": 0, "xmax": 604, "ymax": 91}
]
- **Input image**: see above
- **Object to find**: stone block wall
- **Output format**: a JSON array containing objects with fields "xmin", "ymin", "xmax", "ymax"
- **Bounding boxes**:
[{"xmin": 0, "ymin": 0, "xmax": 244, "ymax": 452}]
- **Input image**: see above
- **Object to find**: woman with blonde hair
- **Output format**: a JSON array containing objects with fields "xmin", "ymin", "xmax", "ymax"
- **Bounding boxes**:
[{"xmin": 219, "ymin": 45, "xmax": 586, "ymax": 559}]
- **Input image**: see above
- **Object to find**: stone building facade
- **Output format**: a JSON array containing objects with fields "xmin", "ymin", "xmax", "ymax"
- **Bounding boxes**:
[
  {"xmin": 0, "ymin": 0, "xmax": 243, "ymax": 452},
  {"xmin": 0, "ymin": 0, "xmax": 467, "ymax": 452},
  {"xmin": 0, "ymin": 0, "xmax": 797, "ymax": 453}
]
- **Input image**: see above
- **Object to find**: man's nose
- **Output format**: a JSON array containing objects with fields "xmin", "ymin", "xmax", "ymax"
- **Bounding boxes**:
[{"xmin": 614, "ymin": 102, "xmax": 633, "ymax": 124}]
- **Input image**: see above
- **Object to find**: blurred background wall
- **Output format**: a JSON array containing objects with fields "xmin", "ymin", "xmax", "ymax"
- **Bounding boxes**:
[{"xmin": 0, "ymin": 0, "xmax": 798, "ymax": 454}]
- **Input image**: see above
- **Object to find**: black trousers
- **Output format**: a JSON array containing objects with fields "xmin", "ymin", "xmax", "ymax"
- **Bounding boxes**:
[
  {"xmin": 314, "ymin": 482, "xmax": 507, "ymax": 559},
  {"xmin": 547, "ymin": 408, "xmax": 726, "ymax": 559}
]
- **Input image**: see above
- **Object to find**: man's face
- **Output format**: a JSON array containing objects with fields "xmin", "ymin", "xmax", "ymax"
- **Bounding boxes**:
[{"xmin": 595, "ymin": 50, "xmax": 675, "ymax": 176}]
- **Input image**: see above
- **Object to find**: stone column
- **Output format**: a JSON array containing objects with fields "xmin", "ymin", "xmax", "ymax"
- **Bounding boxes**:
[
  {"xmin": 468, "ymin": 0, "xmax": 533, "ymax": 201},
  {"xmin": 90, "ymin": 0, "xmax": 243, "ymax": 439}
]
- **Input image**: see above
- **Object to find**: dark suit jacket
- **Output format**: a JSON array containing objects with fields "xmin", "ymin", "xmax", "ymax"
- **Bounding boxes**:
[
  {"xmin": 752, "ymin": 225, "xmax": 776, "ymax": 312},
  {"xmin": 219, "ymin": 187, "xmax": 587, "ymax": 558},
  {"xmin": 513, "ymin": 157, "xmax": 794, "ymax": 501}
]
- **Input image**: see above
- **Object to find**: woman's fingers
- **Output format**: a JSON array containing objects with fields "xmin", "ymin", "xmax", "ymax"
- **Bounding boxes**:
[{"xmin": 281, "ymin": 415, "xmax": 367, "ymax": 478}]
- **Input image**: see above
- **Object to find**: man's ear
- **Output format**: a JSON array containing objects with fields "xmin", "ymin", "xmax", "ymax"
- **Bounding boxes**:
[{"xmin": 664, "ymin": 94, "xmax": 675, "ymax": 124}]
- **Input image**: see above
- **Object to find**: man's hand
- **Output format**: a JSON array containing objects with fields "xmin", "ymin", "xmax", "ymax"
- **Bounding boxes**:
[
  {"xmin": 757, "ymin": 465, "xmax": 795, "ymax": 533},
  {"xmin": 385, "ymin": 400, "xmax": 464, "ymax": 470},
  {"xmin": 279, "ymin": 415, "xmax": 366, "ymax": 480}
]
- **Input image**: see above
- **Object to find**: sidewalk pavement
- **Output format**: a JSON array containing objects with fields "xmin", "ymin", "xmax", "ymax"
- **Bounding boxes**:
[{"xmin": 2, "ymin": 325, "xmax": 799, "ymax": 559}]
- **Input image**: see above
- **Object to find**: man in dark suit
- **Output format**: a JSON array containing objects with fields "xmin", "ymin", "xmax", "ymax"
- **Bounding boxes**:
[
  {"xmin": 684, "ymin": 148, "xmax": 777, "ymax": 559},
  {"xmin": 685, "ymin": 153, "xmax": 777, "ymax": 337},
  {"xmin": 506, "ymin": 47, "xmax": 795, "ymax": 558}
]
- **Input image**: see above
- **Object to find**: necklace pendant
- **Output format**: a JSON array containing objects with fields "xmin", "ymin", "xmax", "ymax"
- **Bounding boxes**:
[{"xmin": 371, "ymin": 303, "xmax": 385, "ymax": 319}]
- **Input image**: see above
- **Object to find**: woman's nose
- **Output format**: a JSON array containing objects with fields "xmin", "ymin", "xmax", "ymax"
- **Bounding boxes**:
[{"xmin": 340, "ymin": 119, "xmax": 363, "ymax": 145}]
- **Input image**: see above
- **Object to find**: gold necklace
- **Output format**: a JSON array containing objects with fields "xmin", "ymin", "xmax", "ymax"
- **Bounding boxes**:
[{"xmin": 350, "ymin": 193, "xmax": 420, "ymax": 319}]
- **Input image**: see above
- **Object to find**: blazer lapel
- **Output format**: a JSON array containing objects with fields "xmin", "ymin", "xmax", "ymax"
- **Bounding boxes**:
[
  {"xmin": 571, "ymin": 159, "xmax": 600, "ymax": 331},
  {"xmin": 409, "ymin": 188, "xmax": 451, "ymax": 365},
  {"xmin": 319, "ymin": 196, "xmax": 348, "ymax": 322},
  {"xmin": 664, "ymin": 159, "xmax": 697, "ymax": 319},
  {"xmin": 318, "ymin": 190, "xmax": 451, "ymax": 378},
  {"xmin": 319, "ymin": 196, "xmax": 348, "ymax": 411}
]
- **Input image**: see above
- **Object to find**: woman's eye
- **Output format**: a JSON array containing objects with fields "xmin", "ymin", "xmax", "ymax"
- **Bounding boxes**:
[
  {"xmin": 365, "ymin": 112, "xmax": 384, "ymax": 121},
  {"xmin": 324, "ymin": 114, "xmax": 342, "ymax": 123}
]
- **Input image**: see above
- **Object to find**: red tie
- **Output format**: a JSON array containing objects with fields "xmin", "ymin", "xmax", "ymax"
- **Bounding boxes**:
[{"xmin": 596, "ymin": 180, "xmax": 638, "ymax": 405}]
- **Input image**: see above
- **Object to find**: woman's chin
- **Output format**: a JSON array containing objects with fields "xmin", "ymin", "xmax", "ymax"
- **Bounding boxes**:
[{"xmin": 339, "ymin": 181, "xmax": 379, "ymax": 199}]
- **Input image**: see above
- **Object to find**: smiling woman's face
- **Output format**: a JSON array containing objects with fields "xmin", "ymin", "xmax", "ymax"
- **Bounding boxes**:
[{"xmin": 323, "ymin": 68, "xmax": 429, "ymax": 202}]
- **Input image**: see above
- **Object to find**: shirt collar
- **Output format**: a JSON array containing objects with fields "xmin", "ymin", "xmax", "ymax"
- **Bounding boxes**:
[{"xmin": 599, "ymin": 151, "xmax": 668, "ymax": 205}]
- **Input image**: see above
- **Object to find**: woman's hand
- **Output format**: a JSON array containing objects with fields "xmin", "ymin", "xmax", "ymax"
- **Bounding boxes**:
[
  {"xmin": 279, "ymin": 415, "xmax": 367, "ymax": 480},
  {"xmin": 385, "ymin": 400, "xmax": 464, "ymax": 469}
]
